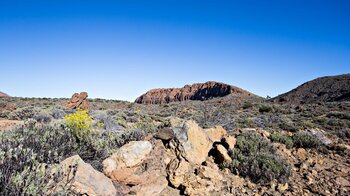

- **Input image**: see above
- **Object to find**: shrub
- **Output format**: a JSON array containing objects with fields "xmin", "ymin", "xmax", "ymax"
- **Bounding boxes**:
[
  {"xmin": 33, "ymin": 111, "xmax": 52, "ymax": 124},
  {"xmin": 64, "ymin": 110, "xmax": 93, "ymax": 142},
  {"xmin": 242, "ymin": 102, "xmax": 253, "ymax": 109},
  {"xmin": 223, "ymin": 131, "xmax": 290, "ymax": 184},
  {"xmin": 259, "ymin": 105, "xmax": 273, "ymax": 113},
  {"xmin": 270, "ymin": 133, "xmax": 294, "ymax": 149},
  {"xmin": 292, "ymin": 132, "xmax": 321, "ymax": 148},
  {"xmin": 0, "ymin": 128, "xmax": 72, "ymax": 195},
  {"xmin": 8, "ymin": 107, "xmax": 38, "ymax": 120}
]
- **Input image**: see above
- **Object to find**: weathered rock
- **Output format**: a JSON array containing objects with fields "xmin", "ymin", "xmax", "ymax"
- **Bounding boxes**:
[
  {"xmin": 335, "ymin": 177, "xmax": 350, "ymax": 187},
  {"xmin": 278, "ymin": 183, "xmax": 289, "ymax": 193},
  {"xmin": 172, "ymin": 120, "xmax": 212, "ymax": 165},
  {"xmin": 295, "ymin": 148, "xmax": 307, "ymax": 160},
  {"xmin": 103, "ymin": 141, "xmax": 152, "ymax": 175},
  {"xmin": 167, "ymin": 158, "xmax": 192, "ymax": 188},
  {"xmin": 130, "ymin": 173, "xmax": 168, "ymax": 196},
  {"xmin": 222, "ymin": 135, "xmax": 236, "ymax": 149},
  {"xmin": 215, "ymin": 144, "xmax": 232, "ymax": 163},
  {"xmin": 205, "ymin": 125, "xmax": 227, "ymax": 142},
  {"xmin": 155, "ymin": 127, "xmax": 174, "ymax": 141},
  {"xmin": 54, "ymin": 155, "xmax": 116, "ymax": 196},
  {"xmin": 135, "ymin": 81, "xmax": 256, "ymax": 104},
  {"xmin": 107, "ymin": 140, "xmax": 169, "ymax": 196},
  {"xmin": 305, "ymin": 128, "xmax": 333, "ymax": 145},
  {"xmin": 66, "ymin": 92, "xmax": 90, "ymax": 110}
]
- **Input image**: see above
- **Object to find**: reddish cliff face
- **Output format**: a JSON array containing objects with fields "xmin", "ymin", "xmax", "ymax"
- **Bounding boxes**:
[
  {"xmin": 135, "ymin": 81, "xmax": 255, "ymax": 104},
  {"xmin": 0, "ymin": 91, "xmax": 9, "ymax": 97}
]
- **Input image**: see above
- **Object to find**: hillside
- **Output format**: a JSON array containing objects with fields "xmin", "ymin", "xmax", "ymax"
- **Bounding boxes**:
[
  {"xmin": 273, "ymin": 74, "xmax": 350, "ymax": 103},
  {"xmin": 135, "ymin": 81, "xmax": 259, "ymax": 104}
]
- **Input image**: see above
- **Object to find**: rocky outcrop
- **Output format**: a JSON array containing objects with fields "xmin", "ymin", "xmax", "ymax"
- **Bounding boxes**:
[
  {"xmin": 66, "ymin": 92, "xmax": 90, "ymax": 110},
  {"xmin": 135, "ymin": 81, "xmax": 255, "ymax": 104},
  {"xmin": 273, "ymin": 74, "xmax": 350, "ymax": 103},
  {"xmin": 52, "ymin": 155, "xmax": 116, "ymax": 196},
  {"xmin": 100, "ymin": 120, "xmax": 240, "ymax": 195},
  {"xmin": 0, "ymin": 91, "xmax": 9, "ymax": 97}
]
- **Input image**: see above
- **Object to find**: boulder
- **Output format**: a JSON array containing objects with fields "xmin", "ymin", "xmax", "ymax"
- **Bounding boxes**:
[
  {"xmin": 171, "ymin": 120, "xmax": 212, "ymax": 165},
  {"xmin": 305, "ymin": 128, "xmax": 333, "ymax": 145},
  {"xmin": 66, "ymin": 92, "xmax": 90, "ymax": 110},
  {"xmin": 215, "ymin": 144, "xmax": 232, "ymax": 163},
  {"xmin": 155, "ymin": 127, "xmax": 174, "ymax": 141},
  {"xmin": 103, "ymin": 141, "xmax": 152, "ymax": 175},
  {"xmin": 105, "ymin": 140, "xmax": 169, "ymax": 196},
  {"xmin": 222, "ymin": 135, "xmax": 236, "ymax": 149},
  {"xmin": 205, "ymin": 125, "xmax": 227, "ymax": 142},
  {"xmin": 54, "ymin": 155, "xmax": 116, "ymax": 196}
]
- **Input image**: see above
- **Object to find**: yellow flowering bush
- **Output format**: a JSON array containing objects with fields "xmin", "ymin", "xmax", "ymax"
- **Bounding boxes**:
[{"xmin": 64, "ymin": 110, "xmax": 93, "ymax": 141}]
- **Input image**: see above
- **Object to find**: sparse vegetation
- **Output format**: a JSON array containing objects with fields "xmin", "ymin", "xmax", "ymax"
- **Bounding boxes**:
[
  {"xmin": 270, "ymin": 132, "xmax": 294, "ymax": 149},
  {"xmin": 223, "ymin": 131, "xmax": 291, "ymax": 184},
  {"xmin": 259, "ymin": 105, "xmax": 273, "ymax": 113},
  {"xmin": 292, "ymin": 132, "xmax": 321, "ymax": 148}
]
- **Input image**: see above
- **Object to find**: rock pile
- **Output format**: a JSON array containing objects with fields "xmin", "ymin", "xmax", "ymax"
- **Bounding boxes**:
[{"xmin": 66, "ymin": 92, "xmax": 90, "ymax": 110}]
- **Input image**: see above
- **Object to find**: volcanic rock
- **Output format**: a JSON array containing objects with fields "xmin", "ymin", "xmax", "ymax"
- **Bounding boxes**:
[
  {"xmin": 53, "ymin": 155, "xmax": 116, "ymax": 196},
  {"xmin": 273, "ymin": 74, "xmax": 350, "ymax": 103},
  {"xmin": 102, "ymin": 141, "xmax": 153, "ymax": 175},
  {"xmin": 135, "ymin": 81, "xmax": 256, "ymax": 104},
  {"xmin": 66, "ymin": 92, "xmax": 90, "ymax": 110},
  {"xmin": 0, "ymin": 91, "xmax": 9, "ymax": 97}
]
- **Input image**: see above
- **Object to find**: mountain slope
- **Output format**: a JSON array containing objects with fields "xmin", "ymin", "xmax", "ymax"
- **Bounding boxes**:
[
  {"xmin": 135, "ymin": 81, "xmax": 259, "ymax": 104},
  {"xmin": 273, "ymin": 74, "xmax": 350, "ymax": 103}
]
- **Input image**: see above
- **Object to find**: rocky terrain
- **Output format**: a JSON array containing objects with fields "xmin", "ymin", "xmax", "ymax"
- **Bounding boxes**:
[
  {"xmin": 0, "ymin": 75, "xmax": 350, "ymax": 195},
  {"xmin": 135, "ymin": 81, "xmax": 259, "ymax": 104},
  {"xmin": 274, "ymin": 74, "xmax": 350, "ymax": 103}
]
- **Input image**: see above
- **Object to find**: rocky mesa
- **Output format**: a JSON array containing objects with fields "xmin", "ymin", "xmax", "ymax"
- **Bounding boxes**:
[
  {"xmin": 273, "ymin": 74, "xmax": 350, "ymax": 104},
  {"xmin": 135, "ymin": 81, "xmax": 257, "ymax": 104},
  {"xmin": 0, "ymin": 91, "xmax": 9, "ymax": 97}
]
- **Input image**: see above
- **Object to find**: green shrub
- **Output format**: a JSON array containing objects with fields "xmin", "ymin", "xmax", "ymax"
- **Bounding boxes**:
[
  {"xmin": 242, "ymin": 102, "xmax": 253, "ymax": 109},
  {"xmin": 223, "ymin": 131, "xmax": 290, "ymax": 184},
  {"xmin": 292, "ymin": 132, "xmax": 321, "ymax": 148},
  {"xmin": 270, "ymin": 133, "xmax": 294, "ymax": 149},
  {"xmin": 259, "ymin": 105, "xmax": 273, "ymax": 113}
]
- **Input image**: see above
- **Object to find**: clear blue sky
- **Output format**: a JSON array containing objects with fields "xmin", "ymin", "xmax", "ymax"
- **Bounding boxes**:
[{"xmin": 1, "ymin": 0, "xmax": 349, "ymax": 101}]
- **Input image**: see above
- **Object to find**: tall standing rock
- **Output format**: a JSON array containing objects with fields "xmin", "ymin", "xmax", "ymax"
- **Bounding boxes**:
[{"xmin": 66, "ymin": 92, "xmax": 90, "ymax": 110}]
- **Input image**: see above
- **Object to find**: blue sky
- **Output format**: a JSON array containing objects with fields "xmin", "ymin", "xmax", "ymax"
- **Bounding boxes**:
[{"xmin": 1, "ymin": 0, "xmax": 349, "ymax": 101}]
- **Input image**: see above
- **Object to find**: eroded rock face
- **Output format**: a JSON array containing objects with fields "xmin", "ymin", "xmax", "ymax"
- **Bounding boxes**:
[
  {"xmin": 66, "ymin": 92, "xmax": 90, "ymax": 110},
  {"xmin": 135, "ymin": 81, "xmax": 254, "ymax": 104},
  {"xmin": 54, "ymin": 155, "xmax": 116, "ymax": 196}
]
